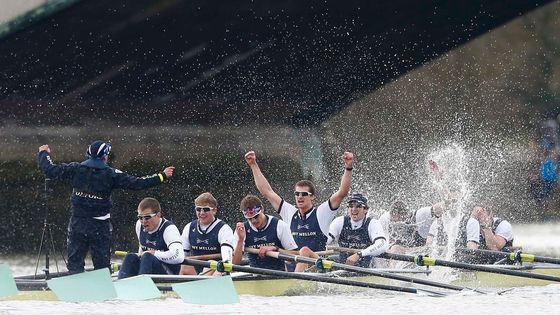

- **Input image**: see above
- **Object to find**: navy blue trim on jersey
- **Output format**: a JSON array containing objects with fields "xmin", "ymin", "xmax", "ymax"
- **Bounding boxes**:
[
  {"xmin": 188, "ymin": 219, "xmax": 225, "ymax": 273},
  {"xmin": 277, "ymin": 199, "xmax": 284, "ymax": 214},
  {"xmin": 290, "ymin": 208, "xmax": 327, "ymax": 252},
  {"xmin": 139, "ymin": 219, "xmax": 181, "ymax": 274},
  {"xmin": 244, "ymin": 216, "xmax": 285, "ymax": 271},
  {"xmin": 338, "ymin": 216, "xmax": 373, "ymax": 268}
]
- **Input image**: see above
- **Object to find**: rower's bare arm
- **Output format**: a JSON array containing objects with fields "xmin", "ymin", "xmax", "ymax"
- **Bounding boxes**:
[
  {"xmin": 244, "ymin": 151, "xmax": 282, "ymax": 209},
  {"xmin": 329, "ymin": 151, "xmax": 353, "ymax": 208},
  {"xmin": 481, "ymin": 228, "xmax": 507, "ymax": 251}
]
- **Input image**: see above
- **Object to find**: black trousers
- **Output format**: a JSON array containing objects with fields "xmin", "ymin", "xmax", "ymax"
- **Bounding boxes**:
[{"xmin": 67, "ymin": 216, "xmax": 112, "ymax": 273}]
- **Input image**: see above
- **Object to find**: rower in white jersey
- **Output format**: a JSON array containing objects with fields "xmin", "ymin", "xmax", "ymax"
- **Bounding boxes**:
[
  {"xmin": 327, "ymin": 193, "xmax": 388, "ymax": 267},
  {"xmin": 118, "ymin": 197, "xmax": 184, "ymax": 279},
  {"xmin": 180, "ymin": 192, "xmax": 234, "ymax": 276},
  {"xmin": 244, "ymin": 150, "xmax": 353, "ymax": 270},
  {"xmin": 378, "ymin": 200, "xmax": 445, "ymax": 254},
  {"xmin": 233, "ymin": 194, "xmax": 299, "ymax": 271},
  {"xmin": 465, "ymin": 206, "xmax": 514, "ymax": 252}
]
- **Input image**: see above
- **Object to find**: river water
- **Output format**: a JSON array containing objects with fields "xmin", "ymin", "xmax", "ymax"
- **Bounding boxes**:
[{"xmin": 2, "ymin": 223, "xmax": 560, "ymax": 314}]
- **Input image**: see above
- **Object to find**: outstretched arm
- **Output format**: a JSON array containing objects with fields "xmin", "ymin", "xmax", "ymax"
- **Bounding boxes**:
[
  {"xmin": 329, "ymin": 152, "xmax": 354, "ymax": 209},
  {"xmin": 244, "ymin": 151, "xmax": 282, "ymax": 210},
  {"xmin": 114, "ymin": 165, "xmax": 175, "ymax": 190}
]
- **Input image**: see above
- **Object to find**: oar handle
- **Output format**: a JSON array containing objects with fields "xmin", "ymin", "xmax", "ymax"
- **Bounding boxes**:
[
  {"xmin": 245, "ymin": 247, "xmax": 280, "ymax": 258},
  {"xmin": 327, "ymin": 245, "xmax": 359, "ymax": 254}
]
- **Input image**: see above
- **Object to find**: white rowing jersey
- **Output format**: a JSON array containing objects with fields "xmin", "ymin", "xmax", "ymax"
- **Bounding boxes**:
[{"xmin": 466, "ymin": 217, "xmax": 513, "ymax": 244}]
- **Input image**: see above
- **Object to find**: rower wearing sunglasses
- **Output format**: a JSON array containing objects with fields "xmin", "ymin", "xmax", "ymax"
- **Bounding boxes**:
[
  {"xmin": 244, "ymin": 150, "xmax": 353, "ymax": 270},
  {"xmin": 326, "ymin": 193, "xmax": 388, "ymax": 267},
  {"xmin": 179, "ymin": 192, "xmax": 234, "ymax": 276},
  {"xmin": 233, "ymin": 195, "xmax": 298, "ymax": 271},
  {"xmin": 118, "ymin": 197, "xmax": 184, "ymax": 279},
  {"xmin": 38, "ymin": 141, "xmax": 175, "ymax": 275}
]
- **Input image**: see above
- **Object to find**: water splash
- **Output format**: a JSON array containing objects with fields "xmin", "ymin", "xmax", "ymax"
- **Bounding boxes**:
[{"xmin": 425, "ymin": 143, "xmax": 472, "ymax": 261}]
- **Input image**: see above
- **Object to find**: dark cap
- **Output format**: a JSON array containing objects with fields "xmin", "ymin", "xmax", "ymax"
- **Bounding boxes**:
[
  {"xmin": 87, "ymin": 140, "xmax": 111, "ymax": 160},
  {"xmin": 347, "ymin": 193, "xmax": 368, "ymax": 208}
]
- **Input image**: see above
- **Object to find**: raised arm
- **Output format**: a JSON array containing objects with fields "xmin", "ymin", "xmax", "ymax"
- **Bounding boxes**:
[
  {"xmin": 328, "ymin": 152, "xmax": 354, "ymax": 209},
  {"xmin": 244, "ymin": 151, "xmax": 282, "ymax": 209},
  {"xmin": 37, "ymin": 144, "xmax": 77, "ymax": 179}
]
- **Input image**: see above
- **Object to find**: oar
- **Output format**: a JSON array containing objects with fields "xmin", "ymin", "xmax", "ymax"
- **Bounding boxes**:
[
  {"xmin": 244, "ymin": 248, "xmax": 468, "ymax": 293},
  {"xmin": 181, "ymin": 258, "xmax": 445, "ymax": 296},
  {"xmin": 330, "ymin": 246, "xmax": 560, "ymax": 283},
  {"xmin": 456, "ymin": 248, "xmax": 560, "ymax": 265}
]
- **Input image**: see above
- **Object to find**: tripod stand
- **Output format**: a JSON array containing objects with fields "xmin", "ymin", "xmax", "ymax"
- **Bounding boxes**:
[{"xmin": 34, "ymin": 178, "xmax": 67, "ymax": 280}]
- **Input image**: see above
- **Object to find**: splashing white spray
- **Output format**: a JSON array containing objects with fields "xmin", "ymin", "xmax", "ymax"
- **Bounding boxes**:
[{"xmin": 426, "ymin": 143, "xmax": 473, "ymax": 258}]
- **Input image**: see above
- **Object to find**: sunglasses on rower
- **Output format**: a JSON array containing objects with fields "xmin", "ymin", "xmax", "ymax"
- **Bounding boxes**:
[
  {"xmin": 243, "ymin": 206, "xmax": 262, "ymax": 219},
  {"xmin": 348, "ymin": 202, "xmax": 366, "ymax": 209},
  {"xmin": 137, "ymin": 212, "xmax": 159, "ymax": 221},
  {"xmin": 195, "ymin": 206, "xmax": 213, "ymax": 213},
  {"xmin": 294, "ymin": 191, "xmax": 312, "ymax": 197}
]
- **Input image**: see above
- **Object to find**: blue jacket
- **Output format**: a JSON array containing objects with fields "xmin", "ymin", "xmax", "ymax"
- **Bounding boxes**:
[{"xmin": 38, "ymin": 151, "xmax": 165, "ymax": 218}]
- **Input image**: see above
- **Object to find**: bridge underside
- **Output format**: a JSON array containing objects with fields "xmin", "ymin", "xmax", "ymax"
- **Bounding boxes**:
[{"xmin": 0, "ymin": 0, "xmax": 554, "ymax": 126}]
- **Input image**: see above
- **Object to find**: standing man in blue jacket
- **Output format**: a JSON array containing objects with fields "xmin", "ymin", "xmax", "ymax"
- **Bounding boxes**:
[{"xmin": 37, "ymin": 140, "xmax": 175, "ymax": 274}]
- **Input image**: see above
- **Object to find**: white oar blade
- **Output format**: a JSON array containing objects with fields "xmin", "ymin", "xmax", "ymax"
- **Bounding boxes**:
[
  {"xmin": 0, "ymin": 264, "xmax": 18, "ymax": 298},
  {"xmin": 172, "ymin": 276, "xmax": 239, "ymax": 304},
  {"xmin": 115, "ymin": 275, "xmax": 161, "ymax": 300},
  {"xmin": 47, "ymin": 268, "xmax": 116, "ymax": 302}
]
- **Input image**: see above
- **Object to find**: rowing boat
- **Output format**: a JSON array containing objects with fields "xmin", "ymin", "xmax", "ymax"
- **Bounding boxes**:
[
  {"xmin": 5, "ymin": 264, "xmax": 560, "ymax": 301},
  {"xmin": 7, "ymin": 269, "xmax": 430, "ymax": 299}
]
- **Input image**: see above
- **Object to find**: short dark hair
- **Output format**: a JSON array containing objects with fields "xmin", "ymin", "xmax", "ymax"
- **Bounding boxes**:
[
  {"xmin": 138, "ymin": 197, "xmax": 161, "ymax": 213},
  {"xmin": 295, "ymin": 180, "xmax": 315, "ymax": 195},
  {"xmin": 240, "ymin": 194, "xmax": 263, "ymax": 211}
]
